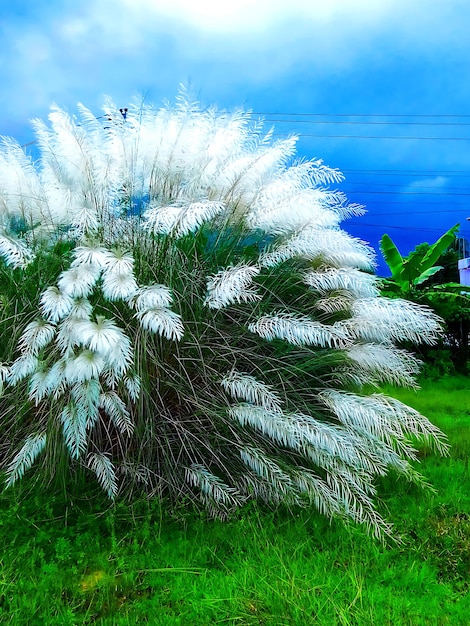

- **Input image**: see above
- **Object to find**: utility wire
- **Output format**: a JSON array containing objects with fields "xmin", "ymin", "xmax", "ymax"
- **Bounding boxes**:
[
  {"xmin": 360, "ymin": 209, "xmax": 469, "ymax": 216},
  {"xmin": 343, "ymin": 183, "xmax": 470, "ymax": 191},
  {"xmin": 349, "ymin": 222, "xmax": 470, "ymax": 234},
  {"xmin": 252, "ymin": 112, "xmax": 470, "ymax": 118},
  {"xmin": 347, "ymin": 201, "xmax": 468, "ymax": 206},
  {"xmin": 276, "ymin": 134, "xmax": 470, "ymax": 140},
  {"xmin": 343, "ymin": 190, "xmax": 470, "ymax": 196},
  {"xmin": 263, "ymin": 120, "xmax": 470, "ymax": 127},
  {"xmin": 342, "ymin": 170, "xmax": 470, "ymax": 176}
]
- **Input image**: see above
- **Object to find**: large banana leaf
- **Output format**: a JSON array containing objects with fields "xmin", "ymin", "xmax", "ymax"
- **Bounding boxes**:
[
  {"xmin": 380, "ymin": 224, "xmax": 460, "ymax": 293},
  {"xmin": 379, "ymin": 234, "xmax": 404, "ymax": 283},
  {"xmin": 420, "ymin": 224, "xmax": 460, "ymax": 272},
  {"xmin": 412, "ymin": 265, "xmax": 443, "ymax": 286}
]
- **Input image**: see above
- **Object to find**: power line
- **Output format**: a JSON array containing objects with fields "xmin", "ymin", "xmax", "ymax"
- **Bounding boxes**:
[
  {"xmin": 349, "ymin": 201, "xmax": 467, "ymax": 205},
  {"xmin": 276, "ymin": 134, "xmax": 470, "ymax": 140},
  {"xmin": 356, "ymin": 200, "xmax": 469, "ymax": 206},
  {"xmin": 342, "ymin": 169, "xmax": 470, "ymax": 177},
  {"xmin": 349, "ymin": 222, "xmax": 470, "ymax": 234},
  {"xmin": 263, "ymin": 119, "xmax": 470, "ymax": 127},
  {"xmin": 343, "ymin": 190, "xmax": 470, "ymax": 196},
  {"xmin": 252, "ymin": 112, "xmax": 470, "ymax": 118},
  {"xmin": 361, "ymin": 209, "xmax": 467, "ymax": 216},
  {"xmin": 342, "ymin": 182, "xmax": 470, "ymax": 191}
]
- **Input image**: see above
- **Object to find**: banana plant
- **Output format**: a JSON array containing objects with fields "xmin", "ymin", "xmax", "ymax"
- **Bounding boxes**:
[{"xmin": 380, "ymin": 224, "xmax": 460, "ymax": 295}]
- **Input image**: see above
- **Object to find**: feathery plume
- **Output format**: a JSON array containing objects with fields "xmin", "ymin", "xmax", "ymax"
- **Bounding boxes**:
[
  {"xmin": 57, "ymin": 264, "xmax": 100, "ymax": 298},
  {"xmin": 248, "ymin": 314, "xmax": 349, "ymax": 348},
  {"xmin": 74, "ymin": 316, "xmax": 127, "ymax": 355},
  {"xmin": 347, "ymin": 344, "xmax": 421, "ymax": 386},
  {"xmin": 40, "ymin": 287, "xmax": 74, "ymax": 323},
  {"xmin": 205, "ymin": 264, "xmax": 260, "ymax": 309},
  {"xmin": 345, "ymin": 297, "xmax": 442, "ymax": 345},
  {"xmin": 102, "ymin": 249, "xmax": 135, "ymax": 275},
  {"xmin": 5, "ymin": 433, "xmax": 47, "ymax": 487},
  {"xmin": 99, "ymin": 391, "xmax": 134, "ymax": 436},
  {"xmin": 136, "ymin": 307, "xmax": 184, "ymax": 341},
  {"xmin": 186, "ymin": 464, "xmax": 239, "ymax": 512},
  {"xmin": 101, "ymin": 270, "xmax": 138, "ymax": 301},
  {"xmin": 64, "ymin": 350, "xmax": 105, "ymax": 383},
  {"xmin": 0, "ymin": 232, "xmax": 33, "ymax": 268},
  {"xmin": 130, "ymin": 285, "xmax": 173, "ymax": 311},
  {"xmin": 88, "ymin": 453, "xmax": 118, "ymax": 498},
  {"xmin": 8, "ymin": 354, "xmax": 39, "ymax": 385},
  {"xmin": 143, "ymin": 201, "xmax": 225, "ymax": 236},
  {"xmin": 0, "ymin": 363, "xmax": 9, "ymax": 395},
  {"xmin": 71, "ymin": 243, "xmax": 109, "ymax": 267},
  {"xmin": 61, "ymin": 402, "xmax": 87, "ymax": 459},
  {"xmin": 18, "ymin": 319, "xmax": 56, "ymax": 356},
  {"xmin": 28, "ymin": 369, "xmax": 51, "ymax": 404},
  {"xmin": 221, "ymin": 371, "xmax": 282, "ymax": 413},
  {"xmin": 304, "ymin": 267, "xmax": 379, "ymax": 299},
  {"xmin": 259, "ymin": 227, "xmax": 375, "ymax": 270}
]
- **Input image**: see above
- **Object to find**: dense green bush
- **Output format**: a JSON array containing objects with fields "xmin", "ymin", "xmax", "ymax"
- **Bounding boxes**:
[{"xmin": 379, "ymin": 228, "xmax": 470, "ymax": 374}]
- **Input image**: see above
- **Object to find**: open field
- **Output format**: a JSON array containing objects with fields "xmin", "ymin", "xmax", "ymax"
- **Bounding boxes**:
[{"xmin": 0, "ymin": 375, "xmax": 469, "ymax": 625}]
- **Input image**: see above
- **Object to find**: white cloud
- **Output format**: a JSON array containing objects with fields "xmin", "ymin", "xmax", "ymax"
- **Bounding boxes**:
[
  {"xmin": 1, "ymin": 0, "xmax": 469, "ymax": 148},
  {"xmin": 408, "ymin": 176, "xmax": 449, "ymax": 190},
  {"xmin": 86, "ymin": 0, "xmax": 396, "ymax": 35}
]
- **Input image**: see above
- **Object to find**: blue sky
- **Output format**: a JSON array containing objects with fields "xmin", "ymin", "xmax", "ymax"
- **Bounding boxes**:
[{"xmin": 1, "ymin": 0, "xmax": 470, "ymax": 274}]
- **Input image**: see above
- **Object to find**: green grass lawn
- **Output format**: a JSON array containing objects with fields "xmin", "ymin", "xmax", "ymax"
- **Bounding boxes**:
[{"xmin": 0, "ymin": 376, "xmax": 469, "ymax": 625}]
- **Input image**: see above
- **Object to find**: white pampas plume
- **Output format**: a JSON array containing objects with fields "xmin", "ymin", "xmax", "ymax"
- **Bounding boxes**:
[
  {"xmin": 185, "ymin": 464, "xmax": 238, "ymax": 509},
  {"xmin": 346, "ymin": 297, "xmax": 442, "ymax": 345},
  {"xmin": 67, "ymin": 298, "xmax": 93, "ymax": 321},
  {"xmin": 249, "ymin": 314, "xmax": 349, "ymax": 348},
  {"xmin": 40, "ymin": 286, "xmax": 74, "ymax": 323},
  {"xmin": 28, "ymin": 369, "xmax": 51, "ymax": 404},
  {"xmin": 239, "ymin": 447, "xmax": 294, "ymax": 498},
  {"xmin": 136, "ymin": 307, "xmax": 184, "ymax": 341},
  {"xmin": 57, "ymin": 264, "xmax": 101, "ymax": 298},
  {"xmin": 143, "ymin": 201, "xmax": 225, "ymax": 236},
  {"xmin": 221, "ymin": 371, "xmax": 282, "ymax": 413},
  {"xmin": 74, "ymin": 316, "xmax": 127, "ymax": 355},
  {"xmin": 123, "ymin": 372, "xmax": 141, "ymax": 401},
  {"xmin": 229, "ymin": 404, "xmax": 299, "ymax": 449},
  {"xmin": 102, "ymin": 249, "xmax": 135, "ymax": 275},
  {"xmin": 347, "ymin": 344, "xmax": 421, "ymax": 386},
  {"xmin": 71, "ymin": 205, "xmax": 99, "ymax": 234},
  {"xmin": 205, "ymin": 264, "xmax": 260, "ymax": 309},
  {"xmin": 71, "ymin": 243, "xmax": 108, "ymax": 267},
  {"xmin": 304, "ymin": 267, "xmax": 379, "ymax": 298},
  {"xmin": 130, "ymin": 285, "xmax": 174, "ymax": 311},
  {"xmin": 8, "ymin": 354, "xmax": 39, "ymax": 385},
  {"xmin": 18, "ymin": 319, "xmax": 56, "ymax": 356},
  {"xmin": 0, "ymin": 363, "xmax": 9, "ymax": 395},
  {"xmin": 88, "ymin": 453, "xmax": 118, "ymax": 498},
  {"xmin": 61, "ymin": 402, "xmax": 87, "ymax": 459},
  {"xmin": 64, "ymin": 350, "xmax": 105, "ymax": 383},
  {"xmin": 5, "ymin": 433, "xmax": 47, "ymax": 487},
  {"xmin": 101, "ymin": 270, "xmax": 138, "ymax": 301},
  {"xmin": 260, "ymin": 227, "xmax": 375, "ymax": 270},
  {"xmin": 99, "ymin": 391, "xmax": 134, "ymax": 436},
  {"xmin": 0, "ymin": 233, "xmax": 33, "ymax": 268}
]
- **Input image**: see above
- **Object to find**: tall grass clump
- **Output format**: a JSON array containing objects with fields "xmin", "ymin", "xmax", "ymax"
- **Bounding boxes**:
[{"xmin": 0, "ymin": 92, "xmax": 448, "ymax": 536}]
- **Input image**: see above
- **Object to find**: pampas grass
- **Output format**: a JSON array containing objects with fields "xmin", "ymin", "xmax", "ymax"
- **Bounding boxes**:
[{"xmin": 0, "ymin": 92, "xmax": 445, "ymax": 536}]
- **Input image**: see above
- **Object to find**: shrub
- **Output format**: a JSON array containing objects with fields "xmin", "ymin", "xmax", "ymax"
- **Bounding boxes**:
[{"xmin": 0, "ymin": 93, "xmax": 448, "ymax": 536}]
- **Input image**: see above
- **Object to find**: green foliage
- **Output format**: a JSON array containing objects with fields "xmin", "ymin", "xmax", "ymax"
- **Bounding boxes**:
[
  {"xmin": 379, "ymin": 226, "xmax": 470, "ymax": 373},
  {"xmin": 380, "ymin": 224, "xmax": 460, "ymax": 295}
]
